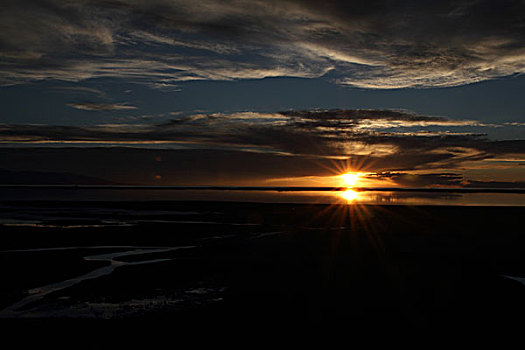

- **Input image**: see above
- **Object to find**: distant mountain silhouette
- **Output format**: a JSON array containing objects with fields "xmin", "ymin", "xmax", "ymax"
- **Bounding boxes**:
[{"xmin": 0, "ymin": 168, "xmax": 119, "ymax": 185}]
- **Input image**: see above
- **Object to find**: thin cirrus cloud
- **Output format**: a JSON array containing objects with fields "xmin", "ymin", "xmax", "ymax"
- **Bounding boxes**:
[
  {"xmin": 0, "ymin": 1, "xmax": 524, "ymax": 88},
  {"xmin": 1, "ymin": 109, "xmax": 524, "ymax": 175},
  {"xmin": 67, "ymin": 102, "xmax": 138, "ymax": 111}
]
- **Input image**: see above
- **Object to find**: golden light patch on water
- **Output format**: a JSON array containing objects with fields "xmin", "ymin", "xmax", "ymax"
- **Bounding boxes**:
[{"xmin": 340, "ymin": 189, "xmax": 359, "ymax": 202}]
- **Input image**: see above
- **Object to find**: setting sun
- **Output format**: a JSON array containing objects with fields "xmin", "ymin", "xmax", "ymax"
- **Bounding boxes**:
[{"xmin": 341, "ymin": 173, "xmax": 360, "ymax": 187}]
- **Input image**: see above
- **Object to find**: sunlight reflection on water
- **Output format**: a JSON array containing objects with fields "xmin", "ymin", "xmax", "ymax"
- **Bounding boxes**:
[{"xmin": 0, "ymin": 188, "xmax": 523, "ymax": 206}]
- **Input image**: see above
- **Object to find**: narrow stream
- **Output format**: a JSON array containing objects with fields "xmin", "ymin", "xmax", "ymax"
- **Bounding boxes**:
[{"xmin": 0, "ymin": 245, "xmax": 196, "ymax": 316}]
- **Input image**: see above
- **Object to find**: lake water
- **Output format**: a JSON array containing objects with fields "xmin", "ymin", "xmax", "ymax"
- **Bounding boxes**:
[{"xmin": 0, "ymin": 187, "xmax": 523, "ymax": 206}]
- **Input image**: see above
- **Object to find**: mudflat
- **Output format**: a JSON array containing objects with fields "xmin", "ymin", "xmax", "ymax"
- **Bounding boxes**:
[{"xmin": 1, "ymin": 201, "xmax": 524, "ymax": 339}]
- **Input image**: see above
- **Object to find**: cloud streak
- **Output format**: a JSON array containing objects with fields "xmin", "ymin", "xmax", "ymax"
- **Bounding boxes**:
[
  {"xmin": 67, "ymin": 102, "xmax": 137, "ymax": 111},
  {"xmin": 1, "ymin": 1, "xmax": 524, "ymax": 88},
  {"xmin": 1, "ymin": 109, "xmax": 523, "ymax": 174}
]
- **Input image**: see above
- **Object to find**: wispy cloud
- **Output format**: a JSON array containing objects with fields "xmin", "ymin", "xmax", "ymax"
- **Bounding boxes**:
[
  {"xmin": 1, "ymin": 1, "xmax": 524, "ymax": 88},
  {"xmin": 67, "ymin": 102, "xmax": 137, "ymax": 111},
  {"xmin": 51, "ymin": 86, "xmax": 109, "ymax": 99}
]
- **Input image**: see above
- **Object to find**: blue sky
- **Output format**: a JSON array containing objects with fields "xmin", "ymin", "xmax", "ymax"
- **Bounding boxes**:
[{"xmin": 2, "ymin": 74, "xmax": 525, "ymax": 128}]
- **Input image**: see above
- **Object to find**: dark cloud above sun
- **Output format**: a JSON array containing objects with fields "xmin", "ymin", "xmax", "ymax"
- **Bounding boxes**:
[{"xmin": 1, "ymin": 0, "xmax": 524, "ymax": 88}]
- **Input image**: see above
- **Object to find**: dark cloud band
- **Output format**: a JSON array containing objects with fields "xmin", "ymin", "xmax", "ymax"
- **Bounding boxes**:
[{"xmin": 1, "ymin": 109, "xmax": 523, "ymax": 174}]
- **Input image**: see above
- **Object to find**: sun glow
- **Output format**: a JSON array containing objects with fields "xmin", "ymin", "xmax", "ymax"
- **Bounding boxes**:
[{"xmin": 340, "ymin": 172, "xmax": 360, "ymax": 187}]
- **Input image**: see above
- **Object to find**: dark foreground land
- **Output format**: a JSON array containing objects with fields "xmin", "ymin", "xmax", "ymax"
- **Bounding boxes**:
[{"xmin": 1, "ymin": 200, "xmax": 524, "ymax": 342}]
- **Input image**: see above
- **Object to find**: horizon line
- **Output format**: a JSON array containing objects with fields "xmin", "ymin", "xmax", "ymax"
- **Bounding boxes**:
[{"xmin": 0, "ymin": 185, "xmax": 524, "ymax": 194}]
